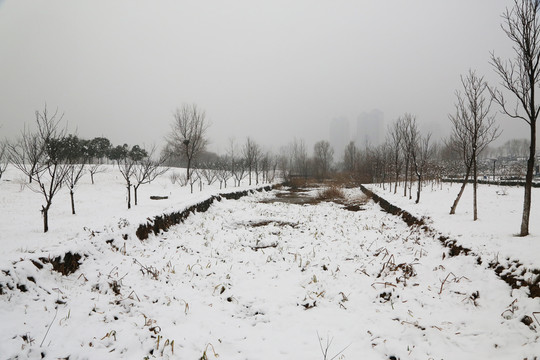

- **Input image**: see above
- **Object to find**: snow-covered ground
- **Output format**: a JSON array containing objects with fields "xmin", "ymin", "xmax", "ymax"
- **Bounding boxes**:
[
  {"xmin": 365, "ymin": 181, "xmax": 540, "ymax": 269},
  {"xmin": 1, "ymin": 168, "xmax": 539, "ymax": 359}
]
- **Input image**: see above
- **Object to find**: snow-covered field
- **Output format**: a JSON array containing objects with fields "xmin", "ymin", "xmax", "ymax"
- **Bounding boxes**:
[{"xmin": 1, "ymin": 167, "xmax": 539, "ymax": 359}]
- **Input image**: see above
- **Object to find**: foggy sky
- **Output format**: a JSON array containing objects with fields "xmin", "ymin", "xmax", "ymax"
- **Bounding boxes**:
[{"xmin": 0, "ymin": 0, "xmax": 530, "ymax": 155}]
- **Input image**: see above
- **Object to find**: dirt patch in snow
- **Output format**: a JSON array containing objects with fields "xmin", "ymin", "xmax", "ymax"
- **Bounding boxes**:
[
  {"xmin": 260, "ymin": 190, "xmax": 320, "ymax": 205},
  {"xmin": 40, "ymin": 252, "xmax": 82, "ymax": 276},
  {"xmin": 245, "ymin": 220, "xmax": 298, "ymax": 228}
]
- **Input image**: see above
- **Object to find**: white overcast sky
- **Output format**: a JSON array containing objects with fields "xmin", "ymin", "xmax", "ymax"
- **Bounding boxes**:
[{"xmin": 0, "ymin": 0, "xmax": 531, "ymax": 154}]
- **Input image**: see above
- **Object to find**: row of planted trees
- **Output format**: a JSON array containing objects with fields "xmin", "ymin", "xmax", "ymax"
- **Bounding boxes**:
[
  {"xmin": 162, "ymin": 104, "xmax": 281, "ymax": 191},
  {"xmin": 1, "ymin": 103, "xmax": 292, "ymax": 234},
  {"xmin": 338, "ymin": 114, "xmax": 439, "ymax": 204},
  {"xmin": 336, "ymin": 71, "xmax": 498, "ymax": 221},
  {"xmin": 349, "ymin": 0, "xmax": 539, "ymax": 237},
  {"xmin": 3, "ymin": 106, "xmax": 167, "ymax": 232}
]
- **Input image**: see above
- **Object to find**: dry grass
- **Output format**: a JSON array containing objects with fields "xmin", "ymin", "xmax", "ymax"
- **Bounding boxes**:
[
  {"xmin": 285, "ymin": 177, "xmax": 321, "ymax": 189},
  {"xmin": 316, "ymin": 185, "xmax": 346, "ymax": 201},
  {"xmin": 348, "ymin": 193, "xmax": 370, "ymax": 205}
]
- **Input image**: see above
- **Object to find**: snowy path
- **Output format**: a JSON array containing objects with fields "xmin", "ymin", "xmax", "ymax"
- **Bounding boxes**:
[{"xmin": 1, "ymin": 189, "xmax": 538, "ymax": 359}]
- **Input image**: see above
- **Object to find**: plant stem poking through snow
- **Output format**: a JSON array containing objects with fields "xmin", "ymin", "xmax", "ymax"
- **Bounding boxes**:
[{"xmin": 317, "ymin": 331, "xmax": 351, "ymax": 360}]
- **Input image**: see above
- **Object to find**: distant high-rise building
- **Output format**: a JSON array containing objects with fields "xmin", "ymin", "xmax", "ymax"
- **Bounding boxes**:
[
  {"xmin": 329, "ymin": 117, "xmax": 350, "ymax": 161},
  {"xmin": 356, "ymin": 109, "xmax": 384, "ymax": 147}
]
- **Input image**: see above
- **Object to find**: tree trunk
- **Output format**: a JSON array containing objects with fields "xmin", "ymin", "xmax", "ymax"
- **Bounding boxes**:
[
  {"xmin": 70, "ymin": 188, "xmax": 76, "ymax": 215},
  {"xmin": 403, "ymin": 159, "xmax": 409, "ymax": 197},
  {"xmin": 186, "ymin": 158, "xmax": 191, "ymax": 181},
  {"xmin": 394, "ymin": 170, "xmax": 399, "ymax": 194},
  {"xmin": 520, "ymin": 122, "xmax": 535, "ymax": 236},
  {"xmin": 42, "ymin": 204, "xmax": 49, "ymax": 233},
  {"xmin": 415, "ymin": 174, "xmax": 422, "ymax": 204},
  {"xmin": 408, "ymin": 172, "xmax": 413, "ymax": 200},
  {"xmin": 450, "ymin": 159, "xmax": 473, "ymax": 215},
  {"xmin": 29, "ymin": 164, "xmax": 36, "ymax": 184},
  {"xmin": 473, "ymin": 155, "xmax": 478, "ymax": 221},
  {"xmin": 134, "ymin": 185, "xmax": 139, "ymax": 206},
  {"xmin": 90, "ymin": 172, "xmax": 95, "ymax": 185},
  {"xmin": 127, "ymin": 183, "xmax": 131, "ymax": 209}
]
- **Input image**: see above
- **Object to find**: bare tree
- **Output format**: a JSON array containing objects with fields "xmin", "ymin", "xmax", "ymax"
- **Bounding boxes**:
[
  {"xmin": 399, "ymin": 114, "xmax": 418, "ymax": 199},
  {"xmin": 189, "ymin": 168, "xmax": 200, "ymax": 193},
  {"xmin": 381, "ymin": 142, "xmax": 392, "ymax": 190},
  {"xmin": 10, "ymin": 126, "xmax": 44, "ymax": 184},
  {"xmin": 226, "ymin": 138, "xmax": 239, "ymax": 184},
  {"xmin": 260, "ymin": 152, "xmax": 269, "ymax": 183},
  {"xmin": 216, "ymin": 156, "xmax": 231, "ymax": 189},
  {"xmin": 278, "ymin": 146, "xmax": 292, "ymax": 181},
  {"xmin": 291, "ymin": 138, "xmax": 309, "ymax": 178},
  {"xmin": 167, "ymin": 103, "xmax": 209, "ymax": 181},
  {"xmin": 343, "ymin": 141, "xmax": 358, "ymax": 174},
  {"xmin": 448, "ymin": 70, "xmax": 500, "ymax": 219},
  {"xmin": 388, "ymin": 119, "xmax": 404, "ymax": 194},
  {"xmin": 132, "ymin": 147, "xmax": 168, "ymax": 205},
  {"xmin": 62, "ymin": 135, "xmax": 88, "ymax": 215},
  {"xmin": 313, "ymin": 140, "xmax": 334, "ymax": 180},
  {"xmin": 412, "ymin": 132, "xmax": 435, "ymax": 204},
  {"xmin": 0, "ymin": 140, "xmax": 9, "ymax": 180},
  {"xmin": 242, "ymin": 137, "xmax": 261, "ymax": 185},
  {"xmin": 232, "ymin": 158, "xmax": 247, "ymax": 187},
  {"xmin": 199, "ymin": 163, "xmax": 218, "ymax": 186},
  {"xmin": 490, "ymin": 0, "xmax": 540, "ymax": 236},
  {"xmin": 109, "ymin": 144, "xmax": 148, "ymax": 209},
  {"xmin": 399, "ymin": 114, "xmax": 416, "ymax": 198},
  {"xmin": 8, "ymin": 106, "xmax": 70, "ymax": 232},
  {"xmin": 267, "ymin": 153, "xmax": 279, "ymax": 183}
]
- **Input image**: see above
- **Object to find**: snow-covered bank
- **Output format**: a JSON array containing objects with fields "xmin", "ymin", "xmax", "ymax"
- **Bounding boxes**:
[
  {"xmin": 0, "ymin": 165, "xmax": 270, "ymax": 258},
  {"xmin": 360, "ymin": 184, "xmax": 540, "ymax": 300},
  {"xmin": 364, "ymin": 182, "xmax": 540, "ymax": 270}
]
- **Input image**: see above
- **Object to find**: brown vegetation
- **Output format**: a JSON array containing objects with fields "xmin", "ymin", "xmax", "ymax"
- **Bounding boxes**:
[{"xmin": 316, "ymin": 185, "xmax": 346, "ymax": 202}]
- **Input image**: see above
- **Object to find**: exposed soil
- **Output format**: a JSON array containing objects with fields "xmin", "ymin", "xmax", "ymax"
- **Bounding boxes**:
[
  {"xmin": 259, "ymin": 190, "xmax": 320, "ymax": 205},
  {"xmin": 342, "ymin": 204, "xmax": 366, "ymax": 212},
  {"xmin": 40, "ymin": 252, "xmax": 82, "ymax": 276},
  {"xmin": 244, "ymin": 220, "xmax": 298, "ymax": 228}
]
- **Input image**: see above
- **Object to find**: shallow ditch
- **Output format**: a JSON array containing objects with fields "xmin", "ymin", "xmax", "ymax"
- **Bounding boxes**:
[{"xmin": 135, "ymin": 185, "xmax": 273, "ymax": 240}]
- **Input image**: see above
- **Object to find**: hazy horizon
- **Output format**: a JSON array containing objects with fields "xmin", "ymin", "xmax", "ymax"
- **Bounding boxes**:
[{"xmin": 1, "ymin": 0, "xmax": 536, "ymax": 156}]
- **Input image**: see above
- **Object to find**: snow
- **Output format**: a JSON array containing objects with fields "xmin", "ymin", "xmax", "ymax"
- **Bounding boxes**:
[
  {"xmin": 1, "ymin": 167, "xmax": 539, "ymax": 359},
  {"xmin": 365, "ymin": 181, "xmax": 540, "ymax": 269}
]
